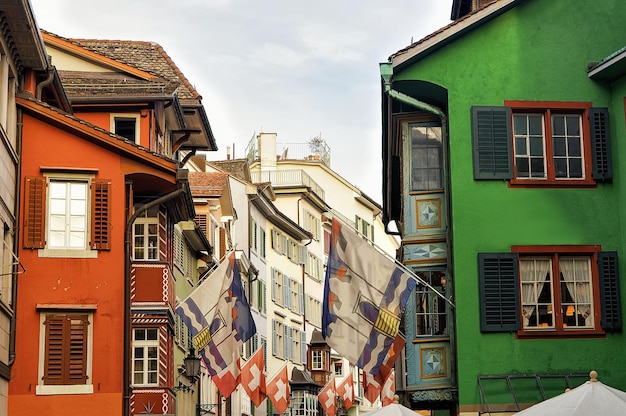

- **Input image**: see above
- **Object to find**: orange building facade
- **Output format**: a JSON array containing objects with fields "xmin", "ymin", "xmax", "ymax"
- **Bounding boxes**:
[{"xmin": 8, "ymin": 19, "xmax": 215, "ymax": 416}]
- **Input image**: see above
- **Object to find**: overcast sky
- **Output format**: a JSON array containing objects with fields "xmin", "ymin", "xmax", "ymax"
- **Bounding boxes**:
[{"xmin": 29, "ymin": 0, "xmax": 451, "ymax": 202}]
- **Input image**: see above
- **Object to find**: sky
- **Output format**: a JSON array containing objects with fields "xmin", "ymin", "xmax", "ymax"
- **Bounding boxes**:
[{"xmin": 28, "ymin": 0, "xmax": 451, "ymax": 202}]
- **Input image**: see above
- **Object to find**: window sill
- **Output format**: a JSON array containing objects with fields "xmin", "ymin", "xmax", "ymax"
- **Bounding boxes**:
[
  {"xmin": 36, "ymin": 384, "xmax": 93, "ymax": 395},
  {"xmin": 39, "ymin": 248, "xmax": 98, "ymax": 259},
  {"xmin": 516, "ymin": 329, "xmax": 605, "ymax": 339},
  {"xmin": 509, "ymin": 179, "xmax": 597, "ymax": 188}
]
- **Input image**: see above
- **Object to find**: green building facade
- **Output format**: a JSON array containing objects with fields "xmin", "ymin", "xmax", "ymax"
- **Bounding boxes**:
[{"xmin": 380, "ymin": 0, "xmax": 626, "ymax": 414}]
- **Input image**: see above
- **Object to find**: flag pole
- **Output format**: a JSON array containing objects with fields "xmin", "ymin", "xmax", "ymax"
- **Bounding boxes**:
[{"xmin": 324, "ymin": 211, "xmax": 455, "ymax": 308}]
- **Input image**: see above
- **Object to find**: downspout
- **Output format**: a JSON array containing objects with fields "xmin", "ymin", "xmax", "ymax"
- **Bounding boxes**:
[
  {"xmin": 35, "ymin": 68, "xmax": 54, "ymax": 100},
  {"xmin": 123, "ymin": 187, "xmax": 185, "ymax": 416},
  {"xmin": 9, "ymin": 109, "xmax": 25, "ymax": 367},
  {"xmin": 379, "ymin": 62, "xmax": 448, "ymax": 235}
]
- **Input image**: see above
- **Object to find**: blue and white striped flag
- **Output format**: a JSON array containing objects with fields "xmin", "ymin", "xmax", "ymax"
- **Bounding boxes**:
[
  {"xmin": 176, "ymin": 252, "xmax": 256, "ymax": 397},
  {"xmin": 322, "ymin": 218, "xmax": 416, "ymax": 377}
]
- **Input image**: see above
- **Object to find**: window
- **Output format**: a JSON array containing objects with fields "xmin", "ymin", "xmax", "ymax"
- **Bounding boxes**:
[
  {"xmin": 414, "ymin": 270, "xmax": 448, "ymax": 337},
  {"xmin": 355, "ymin": 215, "xmax": 375, "ymax": 242},
  {"xmin": 259, "ymin": 227, "xmax": 266, "ymax": 259},
  {"xmin": 405, "ymin": 120, "xmax": 443, "ymax": 191},
  {"xmin": 472, "ymin": 104, "xmax": 612, "ymax": 184},
  {"xmin": 133, "ymin": 328, "xmax": 159, "ymax": 385},
  {"xmin": 292, "ymin": 390, "xmax": 318, "ymax": 416},
  {"xmin": 311, "ymin": 349, "xmax": 324, "ymax": 370},
  {"xmin": 133, "ymin": 206, "xmax": 159, "ymax": 260},
  {"xmin": 334, "ymin": 361, "xmax": 343, "ymax": 376},
  {"xmin": 305, "ymin": 295, "xmax": 322, "ymax": 327},
  {"xmin": 272, "ymin": 320, "xmax": 284, "ymax": 359},
  {"xmin": 38, "ymin": 310, "xmax": 94, "ymax": 395},
  {"xmin": 303, "ymin": 210, "xmax": 320, "ymax": 240},
  {"xmin": 478, "ymin": 247, "xmax": 622, "ymax": 336},
  {"xmin": 290, "ymin": 278, "xmax": 303, "ymax": 315},
  {"xmin": 111, "ymin": 114, "xmax": 140, "ymax": 144},
  {"xmin": 271, "ymin": 268, "xmax": 284, "ymax": 306},
  {"xmin": 23, "ymin": 175, "xmax": 111, "ymax": 256}
]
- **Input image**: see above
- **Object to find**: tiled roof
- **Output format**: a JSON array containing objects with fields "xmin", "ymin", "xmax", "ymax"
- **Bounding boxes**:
[
  {"xmin": 16, "ymin": 91, "xmax": 176, "ymax": 166},
  {"xmin": 188, "ymin": 172, "xmax": 229, "ymax": 197},
  {"xmin": 43, "ymin": 30, "xmax": 201, "ymax": 100},
  {"xmin": 210, "ymin": 159, "xmax": 251, "ymax": 181}
]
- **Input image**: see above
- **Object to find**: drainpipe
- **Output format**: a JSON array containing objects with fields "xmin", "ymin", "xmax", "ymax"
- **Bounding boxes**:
[
  {"xmin": 123, "ymin": 187, "xmax": 185, "ymax": 416},
  {"xmin": 35, "ymin": 68, "xmax": 54, "ymax": 100}
]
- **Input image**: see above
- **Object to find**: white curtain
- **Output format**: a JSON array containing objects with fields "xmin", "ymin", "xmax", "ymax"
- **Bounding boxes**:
[
  {"xmin": 521, "ymin": 259, "xmax": 551, "ymax": 327},
  {"xmin": 560, "ymin": 258, "xmax": 592, "ymax": 326}
]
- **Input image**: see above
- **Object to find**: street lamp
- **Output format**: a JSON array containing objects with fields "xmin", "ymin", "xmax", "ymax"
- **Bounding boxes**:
[{"xmin": 176, "ymin": 346, "xmax": 201, "ymax": 392}]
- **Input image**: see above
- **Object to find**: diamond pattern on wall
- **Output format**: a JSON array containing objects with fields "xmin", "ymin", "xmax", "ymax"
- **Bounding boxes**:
[{"xmin": 421, "ymin": 347, "xmax": 446, "ymax": 378}]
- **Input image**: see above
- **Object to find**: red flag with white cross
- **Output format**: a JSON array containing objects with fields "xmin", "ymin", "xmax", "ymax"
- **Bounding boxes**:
[
  {"xmin": 336, "ymin": 374, "xmax": 354, "ymax": 410},
  {"xmin": 240, "ymin": 348, "xmax": 266, "ymax": 407},
  {"xmin": 267, "ymin": 364, "xmax": 290, "ymax": 414},
  {"xmin": 318, "ymin": 378, "xmax": 337, "ymax": 416}
]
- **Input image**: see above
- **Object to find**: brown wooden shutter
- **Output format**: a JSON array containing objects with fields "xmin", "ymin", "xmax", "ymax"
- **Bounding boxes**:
[
  {"xmin": 91, "ymin": 180, "xmax": 112, "ymax": 250},
  {"xmin": 196, "ymin": 214, "xmax": 207, "ymax": 235},
  {"xmin": 23, "ymin": 176, "xmax": 46, "ymax": 249},
  {"xmin": 219, "ymin": 227, "xmax": 226, "ymax": 258},
  {"xmin": 43, "ymin": 314, "xmax": 88, "ymax": 385}
]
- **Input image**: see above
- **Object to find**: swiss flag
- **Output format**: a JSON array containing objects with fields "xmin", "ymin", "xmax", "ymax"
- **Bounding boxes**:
[
  {"xmin": 363, "ymin": 371, "xmax": 381, "ymax": 404},
  {"xmin": 318, "ymin": 378, "xmax": 337, "ymax": 416},
  {"xmin": 381, "ymin": 370, "xmax": 395, "ymax": 406},
  {"xmin": 267, "ymin": 365, "xmax": 290, "ymax": 414},
  {"xmin": 240, "ymin": 348, "xmax": 266, "ymax": 407},
  {"xmin": 336, "ymin": 375, "xmax": 354, "ymax": 410}
]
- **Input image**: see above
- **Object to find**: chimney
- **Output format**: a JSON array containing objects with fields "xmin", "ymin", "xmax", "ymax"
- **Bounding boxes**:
[{"xmin": 258, "ymin": 132, "xmax": 278, "ymax": 171}]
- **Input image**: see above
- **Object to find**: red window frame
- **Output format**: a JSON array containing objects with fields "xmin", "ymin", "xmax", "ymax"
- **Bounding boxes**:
[
  {"xmin": 512, "ymin": 245, "xmax": 604, "ymax": 338},
  {"xmin": 505, "ymin": 101, "xmax": 595, "ymax": 187}
]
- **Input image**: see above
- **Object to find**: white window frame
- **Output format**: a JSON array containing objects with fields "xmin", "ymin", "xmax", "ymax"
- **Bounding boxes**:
[
  {"xmin": 40, "ymin": 173, "xmax": 96, "ymax": 259},
  {"xmin": 132, "ymin": 207, "xmax": 159, "ymax": 261},
  {"xmin": 37, "ymin": 308, "xmax": 94, "ymax": 395},
  {"xmin": 311, "ymin": 349, "xmax": 324, "ymax": 370},
  {"xmin": 132, "ymin": 328, "xmax": 160, "ymax": 386},
  {"xmin": 110, "ymin": 113, "xmax": 141, "ymax": 144}
]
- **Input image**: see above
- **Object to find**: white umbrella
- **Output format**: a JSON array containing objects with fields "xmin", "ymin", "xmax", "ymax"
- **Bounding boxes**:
[
  {"xmin": 516, "ymin": 371, "xmax": 626, "ymax": 416},
  {"xmin": 362, "ymin": 396, "xmax": 419, "ymax": 416}
]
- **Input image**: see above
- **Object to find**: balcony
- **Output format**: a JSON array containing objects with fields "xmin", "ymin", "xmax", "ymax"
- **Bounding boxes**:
[{"xmin": 250, "ymin": 169, "xmax": 325, "ymax": 201}]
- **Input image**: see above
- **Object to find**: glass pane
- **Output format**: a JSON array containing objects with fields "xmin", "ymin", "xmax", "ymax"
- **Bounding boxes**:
[
  {"xmin": 529, "ymin": 136, "xmax": 544, "ymax": 156},
  {"xmin": 70, "ymin": 199, "xmax": 86, "ymax": 215},
  {"xmin": 428, "ymin": 169, "xmax": 442, "ymax": 189},
  {"xmin": 49, "ymin": 199, "xmax": 66, "ymax": 215},
  {"xmin": 530, "ymin": 158, "xmax": 545, "ymax": 177},
  {"xmin": 569, "ymin": 159, "xmax": 582, "ymax": 178},
  {"xmin": 513, "ymin": 115, "xmax": 527, "ymax": 135},
  {"xmin": 135, "ymin": 330, "xmax": 146, "ymax": 341},
  {"xmin": 70, "ymin": 182, "xmax": 86, "ymax": 199},
  {"xmin": 552, "ymin": 115, "xmax": 565, "ymax": 136},
  {"xmin": 69, "ymin": 232, "xmax": 85, "ymax": 248},
  {"xmin": 147, "ymin": 328, "xmax": 158, "ymax": 340},
  {"xmin": 553, "ymin": 137, "xmax": 566, "ymax": 157},
  {"xmin": 148, "ymin": 372, "xmax": 157, "ymax": 384},
  {"xmin": 427, "ymin": 148, "xmax": 441, "ymax": 168},
  {"xmin": 148, "ymin": 360, "xmax": 158, "ymax": 370},
  {"xmin": 568, "ymin": 137, "xmax": 581, "ymax": 157},
  {"xmin": 554, "ymin": 159, "xmax": 567, "ymax": 178},
  {"xmin": 516, "ymin": 157, "xmax": 529, "ymax": 177},
  {"xmin": 49, "ymin": 215, "xmax": 65, "ymax": 231},
  {"xmin": 515, "ymin": 137, "xmax": 527, "ymax": 155},
  {"xmin": 148, "ymin": 224, "xmax": 158, "ymax": 235},
  {"xmin": 528, "ymin": 115, "xmax": 543, "ymax": 135},
  {"xmin": 49, "ymin": 182, "xmax": 66, "ymax": 198},
  {"xmin": 134, "ymin": 347, "xmax": 144, "ymax": 358},
  {"xmin": 48, "ymin": 231, "xmax": 65, "ymax": 247},
  {"xmin": 133, "ymin": 373, "xmax": 143, "ymax": 384},
  {"xmin": 147, "ymin": 347, "xmax": 157, "ymax": 358},
  {"xmin": 70, "ymin": 216, "xmax": 86, "ymax": 231},
  {"xmin": 566, "ymin": 115, "xmax": 580, "ymax": 136}
]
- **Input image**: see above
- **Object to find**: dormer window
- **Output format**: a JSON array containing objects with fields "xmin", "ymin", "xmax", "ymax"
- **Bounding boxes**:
[{"xmin": 111, "ymin": 114, "xmax": 140, "ymax": 144}]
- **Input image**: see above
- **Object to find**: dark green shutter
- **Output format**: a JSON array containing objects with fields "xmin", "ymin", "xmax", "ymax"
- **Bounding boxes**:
[
  {"xmin": 478, "ymin": 253, "xmax": 520, "ymax": 332},
  {"xmin": 599, "ymin": 251, "xmax": 621, "ymax": 331},
  {"xmin": 472, "ymin": 106, "xmax": 513, "ymax": 180},
  {"xmin": 590, "ymin": 108, "xmax": 612, "ymax": 182}
]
